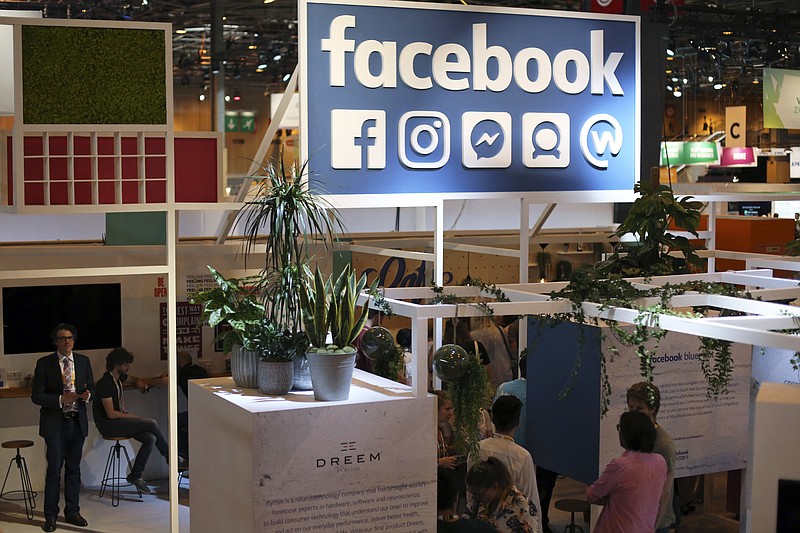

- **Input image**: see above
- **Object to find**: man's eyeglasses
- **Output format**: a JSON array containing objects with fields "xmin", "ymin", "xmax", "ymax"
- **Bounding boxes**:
[{"xmin": 56, "ymin": 336, "xmax": 74, "ymax": 342}]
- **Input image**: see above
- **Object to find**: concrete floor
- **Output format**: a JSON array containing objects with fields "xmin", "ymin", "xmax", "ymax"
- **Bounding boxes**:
[{"xmin": 0, "ymin": 472, "xmax": 740, "ymax": 533}]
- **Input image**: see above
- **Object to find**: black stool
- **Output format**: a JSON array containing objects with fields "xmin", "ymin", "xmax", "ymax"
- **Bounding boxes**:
[
  {"xmin": 1, "ymin": 440, "xmax": 37, "ymax": 520},
  {"xmin": 98, "ymin": 437, "xmax": 141, "ymax": 506},
  {"xmin": 554, "ymin": 498, "xmax": 590, "ymax": 533}
]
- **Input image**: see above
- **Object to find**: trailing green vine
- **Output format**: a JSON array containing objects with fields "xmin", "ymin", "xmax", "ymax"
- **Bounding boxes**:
[
  {"xmin": 448, "ymin": 351, "xmax": 491, "ymax": 460},
  {"xmin": 534, "ymin": 267, "xmax": 761, "ymax": 415},
  {"xmin": 430, "ymin": 277, "xmax": 515, "ymax": 318},
  {"xmin": 367, "ymin": 285, "xmax": 395, "ymax": 317},
  {"xmin": 372, "ymin": 343, "xmax": 405, "ymax": 383}
]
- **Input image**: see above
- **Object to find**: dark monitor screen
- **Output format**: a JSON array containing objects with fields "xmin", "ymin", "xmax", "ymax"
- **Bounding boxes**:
[
  {"xmin": 613, "ymin": 203, "xmax": 633, "ymax": 224},
  {"xmin": 2, "ymin": 283, "xmax": 122, "ymax": 354},
  {"xmin": 778, "ymin": 479, "xmax": 800, "ymax": 532},
  {"xmin": 728, "ymin": 201, "xmax": 772, "ymax": 217}
]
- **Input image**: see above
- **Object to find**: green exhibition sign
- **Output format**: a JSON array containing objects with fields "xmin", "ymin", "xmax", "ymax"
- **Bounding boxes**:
[
  {"xmin": 21, "ymin": 26, "xmax": 167, "ymax": 124},
  {"xmin": 225, "ymin": 112, "xmax": 256, "ymax": 132},
  {"xmin": 660, "ymin": 142, "xmax": 719, "ymax": 166},
  {"xmin": 224, "ymin": 113, "xmax": 241, "ymax": 132},
  {"xmin": 240, "ymin": 113, "xmax": 256, "ymax": 133},
  {"xmin": 763, "ymin": 68, "xmax": 800, "ymax": 129}
]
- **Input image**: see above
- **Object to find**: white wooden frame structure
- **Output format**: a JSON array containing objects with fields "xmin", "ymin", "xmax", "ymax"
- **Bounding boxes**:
[{"xmin": 358, "ymin": 267, "xmax": 800, "ymax": 398}]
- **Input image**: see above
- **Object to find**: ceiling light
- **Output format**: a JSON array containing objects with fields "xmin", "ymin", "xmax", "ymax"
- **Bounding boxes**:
[
  {"xmin": 666, "ymin": 48, "xmax": 674, "ymax": 57},
  {"xmin": 673, "ymin": 89, "xmax": 682, "ymax": 97},
  {"xmin": 752, "ymin": 79, "xmax": 760, "ymax": 84},
  {"xmin": 264, "ymin": 0, "xmax": 276, "ymax": 3},
  {"xmin": 671, "ymin": 77, "xmax": 678, "ymax": 83},
  {"xmin": 714, "ymin": 83, "xmax": 723, "ymax": 90},
  {"xmin": 225, "ymin": 95, "xmax": 231, "ymax": 102},
  {"xmin": 176, "ymin": 29, "xmax": 187, "ymax": 35},
  {"xmin": 682, "ymin": 78, "xmax": 688, "ymax": 84},
  {"xmin": 273, "ymin": 54, "xmax": 282, "ymax": 61},
  {"xmin": 257, "ymin": 63, "xmax": 268, "ymax": 70},
  {"xmin": 707, "ymin": 75, "xmax": 714, "ymax": 83},
  {"xmin": 199, "ymin": 94, "xmax": 206, "ymax": 101},
  {"xmin": 666, "ymin": 85, "xmax": 673, "ymax": 92},
  {"xmin": 282, "ymin": 73, "xmax": 291, "ymax": 82},
  {"xmin": 248, "ymin": 45, "xmax": 257, "ymax": 50}
]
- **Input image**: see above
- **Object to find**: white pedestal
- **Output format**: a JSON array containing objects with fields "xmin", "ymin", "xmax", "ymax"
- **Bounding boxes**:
[
  {"xmin": 189, "ymin": 370, "xmax": 437, "ymax": 533},
  {"xmin": 750, "ymin": 382, "xmax": 800, "ymax": 532}
]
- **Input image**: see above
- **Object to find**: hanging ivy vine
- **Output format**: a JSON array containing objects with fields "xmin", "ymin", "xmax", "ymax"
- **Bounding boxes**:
[
  {"xmin": 447, "ymin": 352, "xmax": 491, "ymax": 460},
  {"xmin": 535, "ymin": 268, "xmax": 761, "ymax": 415},
  {"xmin": 371, "ymin": 343, "xmax": 406, "ymax": 382}
]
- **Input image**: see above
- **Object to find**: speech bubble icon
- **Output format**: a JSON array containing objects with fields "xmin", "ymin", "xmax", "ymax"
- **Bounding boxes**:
[{"xmin": 470, "ymin": 119, "xmax": 504, "ymax": 160}]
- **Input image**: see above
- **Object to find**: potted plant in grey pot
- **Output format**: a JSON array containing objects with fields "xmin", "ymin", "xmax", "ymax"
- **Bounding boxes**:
[
  {"xmin": 236, "ymin": 156, "xmax": 343, "ymax": 390},
  {"xmin": 299, "ymin": 265, "xmax": 371, "ymax": 401},
  {"xmin": 252, "ymin": 320, "xmax": 308, "ymax": 395},
  {"xmin": 191, "ymin": 266, "xmax": 266, "ymax": 389}
]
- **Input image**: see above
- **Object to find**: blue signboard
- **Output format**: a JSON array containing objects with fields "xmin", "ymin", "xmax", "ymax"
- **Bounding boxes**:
[{"xmin": 300, "ymin": 0, "xmax": 640, "ymax": 195}]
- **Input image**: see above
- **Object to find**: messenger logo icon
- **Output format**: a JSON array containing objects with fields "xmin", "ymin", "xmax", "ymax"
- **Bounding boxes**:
[
  {"xmin": 522, "ymin": 113, "xmax": 570, "ymax": 168},
  {"xmin": 331, "ymin": 109, "xmax": 386, "ymax": 170},
  {"xmin": 462, "ymin": 112, "xmax": 512, "ymax": 168}
]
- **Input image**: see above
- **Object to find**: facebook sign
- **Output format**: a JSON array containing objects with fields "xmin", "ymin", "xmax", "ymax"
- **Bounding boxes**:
[{"xmin": 300, "ymin": 0, "xmax": 640, "ymax": 195}]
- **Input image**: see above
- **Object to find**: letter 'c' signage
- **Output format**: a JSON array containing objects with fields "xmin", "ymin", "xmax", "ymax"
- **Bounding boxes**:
[
  {"xmin": 300, "ymin": 0, "xmax": 640, "ymax": 196},
  {"xmin": 725, "ymin": 106, "xmax": 746, "ymax": 148}
]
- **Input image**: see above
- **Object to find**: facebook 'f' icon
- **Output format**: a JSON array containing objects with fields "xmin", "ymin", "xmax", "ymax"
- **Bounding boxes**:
[{"xmin": 331, "ymin": 109, "xmax": 386, "ymax": 169}]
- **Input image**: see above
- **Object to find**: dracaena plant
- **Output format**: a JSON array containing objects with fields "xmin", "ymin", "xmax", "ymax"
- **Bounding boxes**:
[{"xmin": 235, "ymin": 155, "xmax": 345, "ymax": 336}]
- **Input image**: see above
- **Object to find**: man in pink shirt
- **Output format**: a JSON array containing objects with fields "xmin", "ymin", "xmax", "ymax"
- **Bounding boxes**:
[{"xmin": 586, "ymin": 411, "xmax": 666, "ymax": 533}]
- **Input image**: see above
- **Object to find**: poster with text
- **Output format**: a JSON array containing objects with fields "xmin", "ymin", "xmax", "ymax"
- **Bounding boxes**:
[
  {"xmin": 252, "ymin": 397, "xmax": 436, "ymax": 533},
  {"xmin": 160, "ymin": 301, "xmax": 202, "ymax": 360},
  {"xmin": 599, "ymin": 330, "xmax": 751, "ymax": 478}
]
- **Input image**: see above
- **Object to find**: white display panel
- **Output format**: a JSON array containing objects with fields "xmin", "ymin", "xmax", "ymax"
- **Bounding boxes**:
[
  {"xmin": 0, "ymin": 11, "xmax": 42, "ymax": 115},
  {"xmin": 190, "ymin": 371, "xmax": 436, "ymax": 533}
]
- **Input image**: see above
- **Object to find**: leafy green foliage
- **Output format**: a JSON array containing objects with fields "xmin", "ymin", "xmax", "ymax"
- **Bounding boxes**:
[
  {"xmin": 250, "ymin": 323, "xmax": 308, "ymax": 362},
  {"xmin": 236, "ymin": 156, "xmax": 345, "ymax": 335},
  {"xmin": 429, "ymin": 277, "xmax": 515, "ymax": 319},
  {"xmin": 595, "ymin": 180, "xmax": 705, "ymax": 277},
  {"xmin": 540, "ymin": 268, "xmax": 758, "ymax": 415},
  {"xmin": 447, "ymin": 352, "xmax": 491, "ymax": 460},
  {"xmin": 299, "ymin": 265, "xmax": 372, "ymax": 350},
  {"xmin": 190, "ymin": 266, "xmax": 266, "ymax": 354},
  {"xmin": 22, "ymin": 26, "xmax": 166, "ymax": 124},
  {"xmin": 371, "ymin": 344, "xmax": 406, "ymax": 383},
  {"xmin": 786, "ymin": 238, "xmax": 800, "ymax": 257}
]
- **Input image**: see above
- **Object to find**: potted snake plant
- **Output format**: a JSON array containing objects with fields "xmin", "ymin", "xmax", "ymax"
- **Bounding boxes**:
[{"xmin": 298, "ymin": 265, "xmax": 371, "ymax": 401}]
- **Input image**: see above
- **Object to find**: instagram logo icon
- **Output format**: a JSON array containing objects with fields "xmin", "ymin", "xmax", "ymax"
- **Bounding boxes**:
[{"xmin": 398, "ymin": 111, "xmax": 450, "ymax": 169}]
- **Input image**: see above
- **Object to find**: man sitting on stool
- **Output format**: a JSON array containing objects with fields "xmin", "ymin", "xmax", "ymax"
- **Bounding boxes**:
[{"xmin": 93, "ymin": 347, "xmax": 186, "ymax": 494}]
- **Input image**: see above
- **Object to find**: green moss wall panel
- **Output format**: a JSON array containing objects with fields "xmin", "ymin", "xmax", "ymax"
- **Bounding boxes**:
[{"xmin": 21, "ymin": 26, "xmax": 167, "ymax": 124}]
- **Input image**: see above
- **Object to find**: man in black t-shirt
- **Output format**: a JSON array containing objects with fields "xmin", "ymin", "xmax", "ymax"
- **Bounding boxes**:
[{"xmin": 93, "ymin": 347, "xmax": 185, "ymax": 495}]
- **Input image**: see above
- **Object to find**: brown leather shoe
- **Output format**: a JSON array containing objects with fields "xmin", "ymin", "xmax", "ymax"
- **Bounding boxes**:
[{"xmin": 64, "ymin": 513, "xmax": 88, "ymax": 527}]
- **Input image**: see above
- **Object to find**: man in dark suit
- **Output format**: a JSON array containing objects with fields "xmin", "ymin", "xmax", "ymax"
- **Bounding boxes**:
[{"xmin": 31, "ymin": 323, "xmax": 94, "ymax": 532}]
